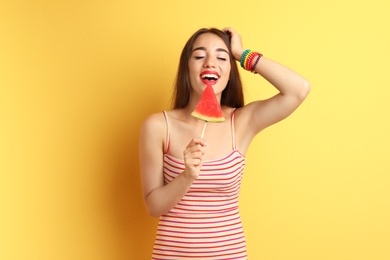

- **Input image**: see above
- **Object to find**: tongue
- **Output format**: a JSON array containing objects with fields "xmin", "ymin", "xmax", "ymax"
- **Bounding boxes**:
[{"xmin": 201, "ymin": 78, "xmax": 217, "ymax": 85}]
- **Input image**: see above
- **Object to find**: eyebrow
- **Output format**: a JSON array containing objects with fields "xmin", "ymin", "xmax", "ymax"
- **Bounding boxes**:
[{"xmin": 192, "ymin": 47, "xmax": 229, "ymax": 54}]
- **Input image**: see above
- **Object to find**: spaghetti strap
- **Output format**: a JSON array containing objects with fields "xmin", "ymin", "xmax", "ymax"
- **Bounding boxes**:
[
  {"xmin": 162, "ymin": 111, "xmax": 170, "ymax": 154},
  {"xmin": 230, "ymin": 108, "xmax": 237, "ymax": 150}
]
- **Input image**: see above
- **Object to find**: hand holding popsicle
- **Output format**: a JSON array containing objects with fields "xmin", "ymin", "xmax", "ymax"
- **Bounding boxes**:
[{"xmin": 183, "ymin": 138, "xmax": 207, "ymax": 180}]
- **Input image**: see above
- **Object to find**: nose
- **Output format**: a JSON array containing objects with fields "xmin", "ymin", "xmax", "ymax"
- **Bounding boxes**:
[{"xmin": 203, "ymin": 55, "xmax": 216, "ymax": 68}]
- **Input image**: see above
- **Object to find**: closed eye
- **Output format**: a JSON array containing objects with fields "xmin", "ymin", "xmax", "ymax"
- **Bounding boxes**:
[
  {"xmin": 194, "ymin": 56, "xmax": 204, "ymax": 60},
  {"xmin": 218, "ymin": 57, "xmax": 227, "ymax": 61}
]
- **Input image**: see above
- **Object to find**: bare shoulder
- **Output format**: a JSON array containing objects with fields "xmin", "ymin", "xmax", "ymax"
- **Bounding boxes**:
[
  {"xmin": 140, "ymin": 111, "xmax": 166, "ymax": 133},
  {"xmin": 139, "ymin": 111, "xmax": 168, "ymax": 162},
  {"xmin": 139, "ymin": 111, "xmax": 168, "ymax": 150}
]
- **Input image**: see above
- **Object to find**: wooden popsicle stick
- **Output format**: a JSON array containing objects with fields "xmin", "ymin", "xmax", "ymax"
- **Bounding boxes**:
[{"xmin": 200, "ymin": 121, "xmax": 207, "ymax": 139}]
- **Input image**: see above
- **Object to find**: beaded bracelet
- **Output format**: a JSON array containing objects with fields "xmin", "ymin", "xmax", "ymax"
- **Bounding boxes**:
[
  {"xmin": 246, "ymin": 52, "xmax": 257, "ymax": 70},
  {"xmin": 240, "ymin": 50, "xmax": 251, "ymax": 68},
  {"xmin": 251, "ymin": 53, "xmax": 263, "ymax": 73},
  {"xmin": 240, "ymin": 49, "xmax": 263, "ymax": 73}
]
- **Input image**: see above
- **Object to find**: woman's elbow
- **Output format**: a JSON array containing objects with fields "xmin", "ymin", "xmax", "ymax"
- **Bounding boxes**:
[
  {"xmin": 298, "ymin": 79, "xmax": 311, "ymax": 101},
  {"xmin": 147, "ymin": 210, "xmax": 161, "ymax": 218},
  {"xmin": 146, "ymin": 206, "xmax": 162, "ymax": 218},
  {"xmin": 144, "ymin": 198, "xmax": 165, "ymax": 218}
]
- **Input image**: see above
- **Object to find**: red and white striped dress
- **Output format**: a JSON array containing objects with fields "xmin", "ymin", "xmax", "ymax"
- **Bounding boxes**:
[{"xmin": 151, "ymin": 110, "xmax": 247, "ymax": 260}]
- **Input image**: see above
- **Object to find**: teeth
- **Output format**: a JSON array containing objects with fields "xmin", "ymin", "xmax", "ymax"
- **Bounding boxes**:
[{"xmin": 201, "ymin": 74, "xmax": 219, "ymax": 79}]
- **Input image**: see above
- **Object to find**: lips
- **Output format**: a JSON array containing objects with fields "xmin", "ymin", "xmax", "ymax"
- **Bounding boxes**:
[{"xmin": 200, "ymin": 70, "xmax": 220, "ymax": 85}]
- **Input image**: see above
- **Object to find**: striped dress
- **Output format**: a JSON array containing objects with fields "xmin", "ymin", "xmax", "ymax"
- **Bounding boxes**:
[{"xmin": 151, "ymin": 110, "xmax": 248, "ymax": 260}]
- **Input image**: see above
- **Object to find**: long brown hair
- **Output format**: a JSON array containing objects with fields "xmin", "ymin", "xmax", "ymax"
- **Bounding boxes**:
[{"xmin": 172, "ymin": 28, "xmax": 244, "ymax": 109}]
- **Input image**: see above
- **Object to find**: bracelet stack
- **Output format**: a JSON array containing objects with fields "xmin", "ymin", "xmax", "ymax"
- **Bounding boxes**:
[{"xmin": 240, "ymin": 50, "xmax": 263, "ymax": 73}]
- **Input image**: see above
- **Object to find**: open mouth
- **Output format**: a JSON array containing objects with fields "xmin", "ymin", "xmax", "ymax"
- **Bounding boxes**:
[{"xmin": 200, "ymin": 71, "xmax": 219, "ymax": 85}]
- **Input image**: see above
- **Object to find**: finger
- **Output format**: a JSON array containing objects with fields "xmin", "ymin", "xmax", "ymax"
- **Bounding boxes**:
[
  {"xmin": 186, "ymin": 138, "xmax": 208, "ymax": 148},
  {"xmin": 222, "ymin": 27, "xmax": 231, "ymax": 35},
  {"xmin": 223, "ymin": 27, "xmax": 238, "ymax": 37},
  {"xmin": 189, "ymin": 158, "xmax": 202, "ymax": 166},
  {"xmin": 192, "ymin": 137, "xmax": 208, "ymax": 145},
  {"xmin": 185, "ymin": 157, "xmax": 202, "ymax": 169},
  {"xmin": 187, "ymin": 144, "xmax": 206, "ymax": 155},
  {"xmin": 184, "ymin": 146, "xmax": 205, "ymax": 161},
  {"xmin": 190, "ymin": 151, "xmax": 204, "ymax": 159},
  {"xmin": 222, "ymin": 27, "xmax": 233, "ymax": 33}
]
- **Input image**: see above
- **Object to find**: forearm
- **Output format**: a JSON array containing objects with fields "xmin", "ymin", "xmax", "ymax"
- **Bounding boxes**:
[
  {"xmin": 145, "ymin": 171, "xmax": 195, "ymax": 218},
  {"xmin": 252, "ymin": 56, "xmax": 310, "ymax": 100},
  {"xmin": 233, "ymin": 47, "xmax": 310, "ymax": 101}
]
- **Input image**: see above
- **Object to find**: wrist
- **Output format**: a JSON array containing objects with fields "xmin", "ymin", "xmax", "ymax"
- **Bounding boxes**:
[
  {"xmin": 233, "ymin": 49, "xmax": 245, "ymax": 61},
  {"xmin": 182, "ymin": 169, "xmax": 198, "ymax": 182},
  {"xmin": 239, "ymin": 49, "xmax": 263, "ymax": 73}
]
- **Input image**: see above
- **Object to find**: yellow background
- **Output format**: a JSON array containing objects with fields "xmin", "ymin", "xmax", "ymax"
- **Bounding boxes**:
[{"xmin": 1, "ymin": 0, "xmax": 389, "ymax": 259}]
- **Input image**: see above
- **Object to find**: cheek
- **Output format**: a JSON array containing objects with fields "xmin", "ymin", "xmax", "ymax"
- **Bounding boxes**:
[
  {"xmin": 188, "ymin": 67, "xmax": 197, "ymax": 81},
  {"xmin": 188, "ymin": 66, "xmax": 198, "ymax": 87},
  {"xmin": 219, "ymin": 68, "xmax": 231, "ymax": 88},
  {"xmin": 222, "ymin": 64, "xmax": 231, "ymax": 79},
  {"xmin": 188, "ymin": 61, "xmax": 198, "ymax": 75}
]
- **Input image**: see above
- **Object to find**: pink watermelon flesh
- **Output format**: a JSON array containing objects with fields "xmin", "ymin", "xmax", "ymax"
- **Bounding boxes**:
[{"xmin": 191, "ymin": 85, "xmax": 225, "ymax": 122}]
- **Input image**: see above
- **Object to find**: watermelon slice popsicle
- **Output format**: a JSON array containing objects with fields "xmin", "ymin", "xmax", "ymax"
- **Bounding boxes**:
[{"xmin": 191, "ymin": 85, "xmax": 225, "ymax": 139}]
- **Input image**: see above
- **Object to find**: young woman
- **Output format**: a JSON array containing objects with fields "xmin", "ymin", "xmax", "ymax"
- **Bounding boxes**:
[{"xmin": 139, "ymin": 27, "xmax": 310, "ymax": 260}]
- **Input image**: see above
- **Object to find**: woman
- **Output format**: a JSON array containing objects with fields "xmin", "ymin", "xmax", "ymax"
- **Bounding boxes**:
[{"xmin": 139, "ymin": 27, "xmax": 310, "ymax": 260}]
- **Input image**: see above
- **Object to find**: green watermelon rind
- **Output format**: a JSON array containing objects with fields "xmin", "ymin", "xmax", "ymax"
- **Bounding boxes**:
[{"xmin": 191, "ymin": 111, "xmax": 225, "ymax": 122}]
